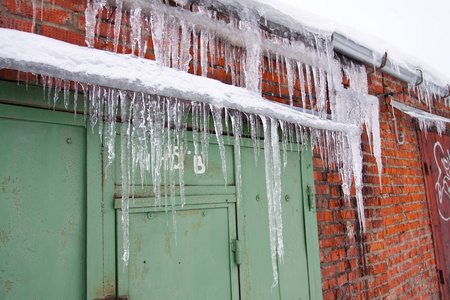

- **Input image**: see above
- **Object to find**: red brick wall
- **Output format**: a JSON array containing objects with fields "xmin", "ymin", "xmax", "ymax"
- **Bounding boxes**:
[
  {"xmin": 316, "ymin": 69, "xmax": 441, "ymax": 299},
  {"xmin": 0, "ymin": 0, "xmax": 445, "ymax": 299}
]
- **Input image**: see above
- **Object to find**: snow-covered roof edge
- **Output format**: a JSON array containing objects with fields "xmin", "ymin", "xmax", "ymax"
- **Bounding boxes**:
[
  {"xmin": 207, "ymin": 0, "xmax": 450, "ymax": 98},
  {"xmin": 0, "ymin": 28, "xmax": 358, "ymax": 134},
  {"xmin": 391, "ymin": 100, "xmax": 450, "ymax": 124}
]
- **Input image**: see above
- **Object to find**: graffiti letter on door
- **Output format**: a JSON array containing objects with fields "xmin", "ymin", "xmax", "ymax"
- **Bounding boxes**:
[
  {"xmin": 434, "ymin": 141, "xmax": 450, "ymax": 221},
  {"xmin": 172, "ymin": 146, "xmax": 206, "ymax": 175}
]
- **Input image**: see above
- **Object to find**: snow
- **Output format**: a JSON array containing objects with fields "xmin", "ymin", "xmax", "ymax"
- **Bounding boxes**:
[
  {"xmin": 391, "ymin": 100, "xmax": 450, "ymax": 136},
  {"xmin": 0, "ymin": 28, "xmax": 357, "ymax": 133},
  {"xmin": 250, "ymin": 0, "xmax": 450, "ymax": 85},
  {"xmin": 0, "ymin": 0, "xmax": 386, "ymax": 286}
]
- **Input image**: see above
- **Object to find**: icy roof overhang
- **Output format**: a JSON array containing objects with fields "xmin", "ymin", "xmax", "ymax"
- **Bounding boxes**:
[
  {"xmin": 0, "ymin": 28, "xmax": 358, "ymax": 134},
  {"xmin": 194, "ymin": 0, "xmax": 450, "ymax": 99},
  {"xmin": 391, "ymin": 100, "xmax": 450, "ymax": 124}
]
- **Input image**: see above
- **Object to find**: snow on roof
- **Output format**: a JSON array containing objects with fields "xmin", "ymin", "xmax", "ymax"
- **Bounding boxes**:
[
  {"xmin": 236, "ymin": 0, "xmax": 450, "ymax": 89},
  {"xmin": 0, "ymin": 28, "xmax": 358, "ymax": 134}
]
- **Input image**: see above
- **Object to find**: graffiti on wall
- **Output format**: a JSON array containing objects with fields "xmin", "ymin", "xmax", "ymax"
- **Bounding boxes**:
[{"xmin": 434, "ymin": 141, "xmax": 450, "ymax": 221}]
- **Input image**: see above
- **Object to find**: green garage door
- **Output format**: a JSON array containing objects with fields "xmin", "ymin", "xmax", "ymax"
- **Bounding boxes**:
[
  {"xmin": 0, "ymin": 80, "xmax": 321, "ymax": 299},
  {"xmin": 0, "ymin": 105, "xmax": 87, "ymax": 299},
  {"xmin": 115, "ymin": 138, "xmax": 240, "ymax": 299},
  {"xmin": 113, "ymin": 131, "xmax": 321, "ymax": 300},
  {"xmin": 239, "ymin": 145, "xmax": 319, "ymax": 299}
]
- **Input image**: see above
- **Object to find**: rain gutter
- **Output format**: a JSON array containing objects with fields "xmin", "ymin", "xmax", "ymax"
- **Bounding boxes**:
[{"xmin": 332, "ymin": 32, "xmax": 449, "ymax": 98}]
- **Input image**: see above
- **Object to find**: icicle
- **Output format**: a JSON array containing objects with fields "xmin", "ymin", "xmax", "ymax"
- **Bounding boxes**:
[
  {"xmin": 230, "ymin": 111, "xmax": 242, "ymax": 204},
  {"xmin": 105, "ymin": 89, "xmax": 118, "ymax": 168},
  {"xmin": 73, "ymin": 82, "xmax": 79, "ymax": 117},
  {"xmin": 113, "ymin": 0, "xmax": 122, "ymax": 53},
  {"xmin": 40, "ymin": 0, "xmax": 44, "ymax": 21},
  {"xmin": 85, "ymin": 0, "xmax": 105, "ymax": 48},
  {"xmin": 52, "ymin": 78, "xmax": 62, "ymax": 109},
  {"xmin": 79, "ymin": 83, "xmax": 88, "ymax": 123},
  {"xmin": 120, "ymin": 90, "xmax": 131, "ymax": 266},
  {"xmin": 249, "ymin": 114, "xmax": 260, "ymax": 166},
  {"xmin": 63, "ymin": 80, "xmax": 70, "ymax": 109},
  {"xmin": 288, "ymin": 123, "xmax": 295, "ymax": 151},
  {"xmin": 244, "ymin": 43, "xmax": 261, "ymax": 93},
  {"xmin": 31, "ymin": 0, "xmax": 37, "ymax": 33},
  {"xmin": 224, "ymin": 107, "xmax": 230, "ymax": 135},
  {"xmin": 275, "ymin": 53, "xmax": 282, "ymax": 97},
  {"xmin": 41, "ymin": 75, "xmax": 47, "ymax": 104},
  {"xmin": 179, "ymin": 20, "xmax": 192, "ymax": 72},
  {"xmin": 191, "ymin": 102, "xmax": 200, "ymax": 157},
  {"xmin": 148, "ymin": 96, "xmax": 165, "ymax": 207},
  {"xmin": 166, "ymin": 99, "xmax": 177, "ymax": 214},
  {"xmin": 260, "ymin": 116, "xmax": 284, "ymax": 289},
  {"xmin": 89, "ymin": 85, "xmax": 98, "ymax": 130},
  {"xmin": 131, "ymin": 93, "xmax": 149, "ymax": 187},
  {"xmin": 192, "ymin": 25, "xmax": 199, "ymax": 75},
  {"xmin": 280, "ymin": 120, "xmax": 288, "ymax": 170},
  {"xmin": 130, "ymin": 4, "xmax": 143, "ymax": 57},
  {"xmin": 211, "ymin": 106, "xmax": 227, "ymax": 185},
  {"xmin": 200, "ymin": 30, "xmax": 210, "ymax": 77},
  {"xmin": 318, "ymin": 68, "xmax": 328, "ymax": 118},
  {"xmin": 168, "ymin": 16, "xmax": 180, "ymax": 68},
  {"xmin": 200, "ymin": 102, "xmax": 210, "ymax": 168},
  {"xmin": 285, "ymin": 57, "xmax": 295, "ymax": 106},
  {"xmin": 311, "ymin": 67, "xmax": 320, "ymax": 114},
  {"xmin": 260, "ymin": 116, "xmax": 278, "ymax": 288},
  {"xmin": 305, "ymin": 65, "xmax": 313, "ymax": 112},
  {"xmin": 270, "ymin": 118, "xmax": 284, "ymax": 265},
  {"xmin": 150, "ymin": 8, "xmax": 167, "ymax": 65},
  {"xmin": 349, "ymin": 132, "xmax": 365, "ymax": 231}
]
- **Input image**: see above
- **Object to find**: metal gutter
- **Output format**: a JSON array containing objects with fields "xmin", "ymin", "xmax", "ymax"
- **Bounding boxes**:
[
  {"xmin": 332, "ymin": 32, "xmax": 449, "ymax": 98},
  {"xmin": 391, "ymin": 100, "xmax": 450, "ymax": 123}
]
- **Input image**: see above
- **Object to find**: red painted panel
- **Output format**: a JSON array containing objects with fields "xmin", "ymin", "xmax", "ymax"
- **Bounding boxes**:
[{"xmin": 418, "ymin": 131, "xmax": 450, "ymax": 299}]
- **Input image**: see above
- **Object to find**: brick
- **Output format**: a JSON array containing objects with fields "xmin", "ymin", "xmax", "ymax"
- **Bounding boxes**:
[{"xmin": 1, "ymin": 2, "xmax": 444, "ymax": 299}]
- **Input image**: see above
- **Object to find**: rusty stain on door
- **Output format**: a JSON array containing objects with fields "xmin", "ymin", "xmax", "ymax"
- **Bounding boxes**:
[{"xmin": 418, "ymin": 130, "xmax": 450, "ymax": 299}]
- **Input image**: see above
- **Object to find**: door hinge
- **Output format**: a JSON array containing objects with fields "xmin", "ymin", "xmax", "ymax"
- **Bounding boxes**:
[
  {"xmin": 232, "ymin": 239, "xmax": 241, "ymax": 265},
  {"xmin": 307, "ymin": 185, "xmax": 315, "ymax": 212}
]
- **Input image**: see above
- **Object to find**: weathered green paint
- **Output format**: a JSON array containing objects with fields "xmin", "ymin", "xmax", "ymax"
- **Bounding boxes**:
[
  {"xmin": 102, "ymin": 132, "xmax": 119, "ymax": 299},
  {"xmin": 116, "ymin": 199, "xmax": 239, "ymax": 299},
  {"xmin": 0, "ymin": 80, "xmax": 322, "ymax": 299},
  {"xmin": 0, "ymin": 104, "xmax": 87, "ymax": 299},
  {"xmin": 113, "ymin": 134, "xmax": 236, "ymax": 191},
  {"xmin": 86, "ymin": 122, "xmax": 109, "ymax": 299},
  {"xmin": 301, "ymin": 142, "xmax": 323, "ymax": 300},
  {"xmin": 238, "ymin": 145, "xmax": 318, "ymax": 300}
]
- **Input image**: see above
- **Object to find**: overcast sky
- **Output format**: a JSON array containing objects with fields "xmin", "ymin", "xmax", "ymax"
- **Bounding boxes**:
[{"xmin": 260, "ymin": 0, "xmax": 450, "ymax": 83}]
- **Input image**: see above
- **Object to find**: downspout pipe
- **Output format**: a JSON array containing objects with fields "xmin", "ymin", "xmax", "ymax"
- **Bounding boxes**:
[{"xmin": 332, "ymin": 32, "xmax": 449, "ymax": 98}]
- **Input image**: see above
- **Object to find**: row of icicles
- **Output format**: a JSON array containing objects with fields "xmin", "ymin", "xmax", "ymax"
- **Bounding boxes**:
[
  {"xmin": 11, "ymin": 0, "xmax": 381, "ymax": 288},
  {"xmin": 84, "ymin": 0, "xmax": 335, "ymax": 117},
  {"xmin": 35, "ymin": 73, "xmax": 359, "ymax": 287}
]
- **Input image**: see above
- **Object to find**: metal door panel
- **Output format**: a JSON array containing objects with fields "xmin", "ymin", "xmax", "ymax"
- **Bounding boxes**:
[
  {"xmin": 116, "ymin": 199, "xmax": 239, "ymax": 299},
  {"xmin": 418, "ymin": 131, "xmax": 450, "ymax": 298},
  {"xmin": 278, "ymin": 151, "xmax": 310, "ymax": 300},
  {"xmin": 0, "ymin": 107, "xmax": 86, "ymax": 299},
  {"xmin": 239, "ymin": 146, "xmax": 310, "ymax": 299},
  {"xmin": 114, "ymin": 135, "xmax": 235, "ymax": 191}
]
